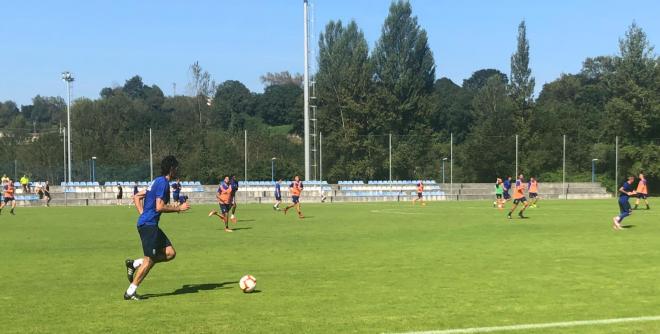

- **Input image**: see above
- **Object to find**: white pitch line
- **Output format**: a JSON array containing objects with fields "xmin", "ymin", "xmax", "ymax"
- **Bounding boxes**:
[{"xmin": 386, "ymin": 315, "xmax": 660, "ymax": 334}]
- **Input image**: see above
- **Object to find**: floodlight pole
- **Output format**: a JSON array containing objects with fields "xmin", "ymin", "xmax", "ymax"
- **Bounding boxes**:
[
  {"xmin": 562, "ymin": 134, "xmax": 566, "ymax": 199},
  {"xmin": 615, "ymin": 136, "xmax": 619, "ymax": 193},
  {"xmin": 62, "ymin": 72, "xmax": 74, "ymax": 182},
  {"xmin": 149, "ymin": 128, "xmax": 153, "ymax": 180},
  {"xmin": 591, "ymin": 159, "xmax": 599, "ymax": 183},
  {"xmin": 244, "ymin": 130, "xmax": 248, "ymax": 182},
  {"xmin": 92, "ymin": 157, "xmax": 96, "ymax": 182},
  {"xmin": 271, "ymin": 157, "xmax": 276, "ymax": 183},
  {"xmin": 303, "ymin": 0, "xmax": 311, "ymax": 180},
  {"xmin": 62, "ymin": 126, "xmax": 67, "ymax": 183},
  {"xmin": 450, "ymin": 132, "xmax": 453, "ymax": 199},
  {"xmin": 515, "ymin": 134, "xmax": 519, "ymax": 177},
  {"xmin": 319, "ymin": 132, "xmax": 323, "ymax": 182},
  {"xmin": 389, "ymin": 133, "xmax": 392, "ymax": 182},
  {"xmin": 442, "ymin": 157, "xmax": 447, "ymax": 184}
]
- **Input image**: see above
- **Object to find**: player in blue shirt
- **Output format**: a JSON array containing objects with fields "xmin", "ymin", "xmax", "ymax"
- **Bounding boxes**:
[
  {"xmin": 273, "ymin": 179, "xmax": 283, "ymax": 211},
  {"xmin": 229, "ymin": 175, "xmax": 239, "ymax": 223},
  {"xmin": 171, "ymin": 178, "xmax": 181, "ymax": 205},
  {"xmin": 613, "ymin": 175, "xmax": 636, "ymax": 230},
  {"xmin": 502, "ymin": 176, "xmax": 512, "ymax": 202},
  {"xmin": 123, "ymin": 156, "xmax": 191, "ymax": 300}
]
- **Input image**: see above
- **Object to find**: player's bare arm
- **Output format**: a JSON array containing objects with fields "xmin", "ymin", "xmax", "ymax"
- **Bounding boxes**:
[
  {"xmin": 133, "ymin": 190, "xmax": 146, "ymax": 214},
  {"xmin": 156, "ymin": 197, "xmax": 190, "ymax": 213}
]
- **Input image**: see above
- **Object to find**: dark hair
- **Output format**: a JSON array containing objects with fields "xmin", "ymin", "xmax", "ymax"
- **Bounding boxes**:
[{"xmin": 160, "ymin": 156, "xmax": 179, "ymax": 176}]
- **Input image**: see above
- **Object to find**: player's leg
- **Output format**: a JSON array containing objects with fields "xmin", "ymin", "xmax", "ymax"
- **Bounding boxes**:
[
  {"xmin": 634, "ymin": 197, "xmax": 640, "ymax": 209},
  {"xmin": 518, "ymin": 199, "xmax": 529, "ymax": 218},
  {"xmin": 507, "ymin": 201, "xmax": 518, "ymax": 219},
  {"xmin": 296, "ymin": 202, "xmax": 304, "ymax": 218},
  {"xmin": 124, "ymin": 226, "xmax": 162, "ymax": 300},
  {"xmin": 230, "ymin": 199, "xmax": 237, "ymax": 223},
  {"xmin": 222, "ymin": 205, "xmax": 232, "ymax": 232},
  {"xmin": 0, "ymin": 200, "xmax": 5, "ymax": 213},
  {"xmin": 10, "ymin": 199, "xmax": 15, "ymax": 214},
  {"xmin": 284, "ymin": 197, "xmax": 297, "ymax": 214}
]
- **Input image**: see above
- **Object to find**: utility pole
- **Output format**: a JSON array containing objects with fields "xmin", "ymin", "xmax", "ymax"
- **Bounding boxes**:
[{"xmin": 62, "ymin": 71, "xmax": 74, "ymax": 182}]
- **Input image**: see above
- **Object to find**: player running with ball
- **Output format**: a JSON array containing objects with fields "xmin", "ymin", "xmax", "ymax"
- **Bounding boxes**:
[{"xmin": 123, "ymin": 156, "xmax": 190, "ymax": 300}]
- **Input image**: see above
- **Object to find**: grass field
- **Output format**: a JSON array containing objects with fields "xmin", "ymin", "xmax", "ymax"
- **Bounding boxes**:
[{"xmin": 2, "ymin": 199, "xmax": 660, "ymax": 333}]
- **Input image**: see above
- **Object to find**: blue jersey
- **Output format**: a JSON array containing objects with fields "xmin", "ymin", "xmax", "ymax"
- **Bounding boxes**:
[
  {"xmin": 137, "ymin": 176, "xmax": 170, "ymax": 227},
  {"xmin": 231, "ymin": 179, "xmax": 239, "ymax": 192},
  {"xmin": 503, "ymin": 180, "xmax": 511, "ymax": 192},
  {"xmin": 274, "ymin": 183, "xmax": 281, "ymax": 197},
  {"xmin": 172, "ymin": 182, "xmax": 181, "ymax": 196},
  {"xmin": 619, "ymin": 181, "xmax": 633, "ymax": 202}
]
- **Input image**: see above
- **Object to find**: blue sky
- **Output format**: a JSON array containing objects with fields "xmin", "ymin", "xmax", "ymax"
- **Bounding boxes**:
[{"xmin": 0, "ymin": 0, "xmax": 658, "ymax": 106}]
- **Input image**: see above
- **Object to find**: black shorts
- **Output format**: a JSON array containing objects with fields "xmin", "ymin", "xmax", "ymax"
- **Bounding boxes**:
[
  {"xmin": 4, "ymin": 197, "xmax": 14, "ymax": 203},
  {"xmin": 513, "ymin": 197, "xmax": 527, "ymax": 205},
  {"xmin": 138, "ymin": 225, "xmax": 172, "ymax": 258},
  {"xmin": 275, "ymin": 195, "xmax": 282, "ymax": 201},
  {"xmin": 417, "ymin": 192, "xmax": 423, "ymax": 199},
  {"xmin": 219, "ymin": 203, "xmax": 231, "ymax": 214},
  {"xmin": 529, "ymin": 192, "xmax": 538, "ymax": 198},
  {"xmin": 230, "ymin": 192, "xmax": 237, "ymax": 204},
  {"xmin": 637, "ymin": 193, "xmax": 648, "ymax": 199},
  {"xmin": 496, "ymin": 194, "xmax": 503, "ymax": 199},
  {"xmin": 173, "ymin": 193, "xmax": 180, "ymax": 201},
  {"xmin": 44, "ymin": 191, "xmax": 50, "ymax": 198},
  {"xmin": 503, "ymin": 191, "xmax": 511, "ymax": 199},
  {"xmin": 292, "ymin": 196, "xmax": 300, "ymax": 204}
]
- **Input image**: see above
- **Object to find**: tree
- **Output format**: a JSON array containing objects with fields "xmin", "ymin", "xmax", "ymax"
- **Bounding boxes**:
[
  {"xmin": 463, "ymin": 69, "xmax": 508, "ymax": 91},
  {"xmin": 0, "ymin": 101, "xmax": 19, "ymax": 128},
  {"xmin": 210, "ymin": 80, "xmax": 255, "ymax": 130},
  {"xmin": 603, "ymin": 22, "xmax": 658, "ymax": 142},
  {"xmin": 260, "ymin": 71, "xmax": 303, "ymax": 87},
  {"xmin": 257, "ymin": 84, "xmax": 302, "ymax": 126},
  {"xmin": 509, "ymin": 20, "xmax": 535, "ymax": 128},
  {"xmin": 460, "ymin": 76, "xmax": 516, "ymax": 181},
  {"xmin": 371, "ymin": 0, "xmax": 435, "ymax": 131},
  {"xmin": 187, "ymin": 61, "xmax": 216, "ymax": 124},
  {"xmin": 316, "ymin": 19, "xmax": 376, "ymax": 180},
  {"xmin": 123, "ymin": 75, "xmax": 146, "ymax": 99}
]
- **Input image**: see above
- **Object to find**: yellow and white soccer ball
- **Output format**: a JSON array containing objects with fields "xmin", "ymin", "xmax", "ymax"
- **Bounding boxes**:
[{"xmin": 239, "ymin": 274, "xmax": 257, "ymax": 293}]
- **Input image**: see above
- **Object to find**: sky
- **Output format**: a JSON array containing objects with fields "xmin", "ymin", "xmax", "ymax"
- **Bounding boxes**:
[{"xmin": 0, "ymin": 0, "xmax": 658, "ymax": 106}]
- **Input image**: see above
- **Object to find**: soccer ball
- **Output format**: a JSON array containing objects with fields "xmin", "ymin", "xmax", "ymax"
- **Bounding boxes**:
[{"xmin": 239, "ymin": 274, "xmax": 257, "ymax": 293}]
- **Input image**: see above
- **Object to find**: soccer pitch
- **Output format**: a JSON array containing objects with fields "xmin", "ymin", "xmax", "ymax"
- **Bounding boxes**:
[{"xmin": 2, "ymin": 200, "xmax": 660, "ymax": 334}]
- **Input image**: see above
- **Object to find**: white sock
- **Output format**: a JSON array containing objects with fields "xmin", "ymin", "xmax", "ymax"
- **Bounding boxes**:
[
  {"xmin": 133, "ymin": 258, "xmax": 143, "ymax": 268},
  {"xmin": 126, "ymin": 283, "xmax": 138, "ymax": 295},
  {"xmin": 231, "ymin": 214, "xmax": 235, "ymax": 219}
]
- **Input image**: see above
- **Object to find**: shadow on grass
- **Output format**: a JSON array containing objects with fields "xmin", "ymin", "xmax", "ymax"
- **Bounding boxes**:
[
  {"xmin": 217, "ymin": 227, "xmax": 252, "ymax": 231},
  {"xmin": 238, "ymin": 219, "xmax": 255, "ymax": 222},
  {"xmin": 142, "ymin": 282, "xmax": 237, "ymax": 299},
  {"xmin": 621, "ymin": 224, "xmax": 635, "ymax": 229}
]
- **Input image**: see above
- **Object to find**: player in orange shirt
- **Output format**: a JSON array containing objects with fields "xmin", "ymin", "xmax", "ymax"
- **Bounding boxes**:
[
  {"xmin": 412, "ymin": 181, "xmax": 426, "ymax": 206},
  {"xmin": 507, "ymin": 174, "xmax": 529, "ymax": 219},
  {"xmin": 634, "ymin": 172, "xmax": 650, "ymax": 210},
  {"xmin": 208, "ymin": 176, "xmax": 233, "ymax": 232},
  {"xmin": 528, "ymin": 177, "xmax": 540, "ymax": 208},
  {"xmin": 284, "ymin": 175, "xmax": 304, "ymax": 219},
  {"xmin": 0, "ymin": 178, "xmax": 16, "ymax": 215}
]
